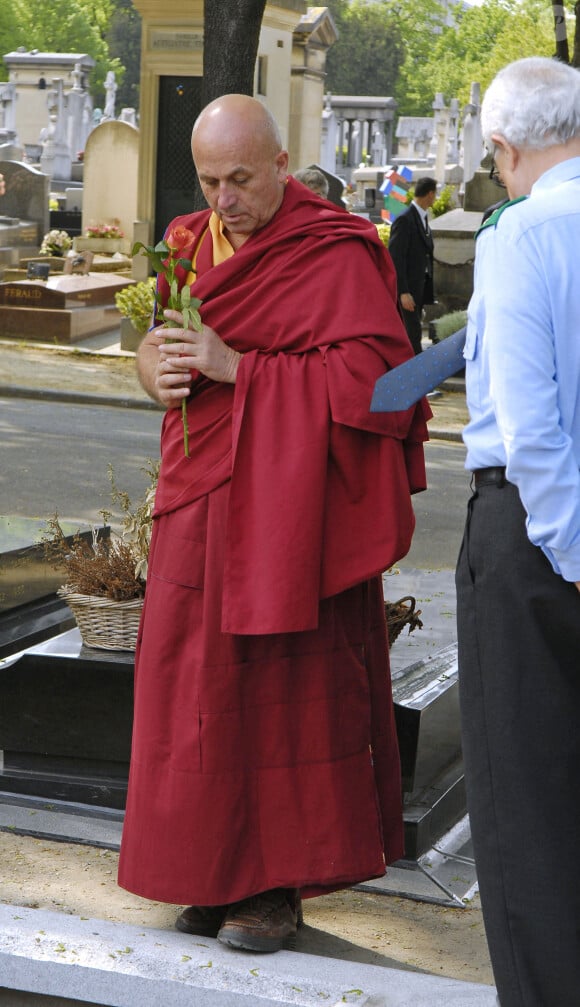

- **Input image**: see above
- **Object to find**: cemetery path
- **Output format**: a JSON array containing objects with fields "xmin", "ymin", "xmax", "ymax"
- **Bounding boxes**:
[
  {"xmin": 0, "ymin": 336, "xmax": 469, "ymax": 439},
  {"xmin": 0, "ymin": 337, "xmax": 149, "ymax": 404},
  {"xmin": 0, "ymin": 830, "xmax": 493, "ymax": 986}
]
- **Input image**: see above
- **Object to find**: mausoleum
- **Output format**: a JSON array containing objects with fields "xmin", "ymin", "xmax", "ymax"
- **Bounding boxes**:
[{"xmin": 131, "ymin": 0, "xmax": 337, "ymax": 264}]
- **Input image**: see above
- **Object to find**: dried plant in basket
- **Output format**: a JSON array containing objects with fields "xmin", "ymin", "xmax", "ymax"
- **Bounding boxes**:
[
  {"xmin": 41, "ymin": 460, "xmax": 159, "ymax": 601},
  {"xmin": 384, "ymin": 596, "xmax": 423, "ymax": 649}
]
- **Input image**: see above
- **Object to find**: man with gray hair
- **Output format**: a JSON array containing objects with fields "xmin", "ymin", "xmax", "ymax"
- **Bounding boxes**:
[
  {"xmin": 293, "ymin": 166, "xmax": 330, "ymax": 198},
  {"xmin": 456, "ymin": 57, "xmax": 580, "ymax": 1006}
]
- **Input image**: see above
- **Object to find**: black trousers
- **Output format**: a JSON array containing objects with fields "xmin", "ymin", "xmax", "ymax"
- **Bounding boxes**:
[
  {"xmin": 401, "ymin": 305, "xmax": 423, "ymax": 355},
  {"xmin": 456, "ymin": 480, "xmax": 580, "ymax": 1007}
]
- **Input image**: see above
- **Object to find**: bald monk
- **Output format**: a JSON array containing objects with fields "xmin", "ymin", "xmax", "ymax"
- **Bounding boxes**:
[{"xmin": 117, "ymin": 94, "xmax": 430, "ymax": 953}]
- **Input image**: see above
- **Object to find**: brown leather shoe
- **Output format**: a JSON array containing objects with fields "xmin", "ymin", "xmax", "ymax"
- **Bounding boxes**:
[
  {"xmin": 175, "ymin": 904, "xmax": 228, "ymax": 937},
  {"xmin": 217, "ymin": 888, "xmax": 302, "ymax": 953}
]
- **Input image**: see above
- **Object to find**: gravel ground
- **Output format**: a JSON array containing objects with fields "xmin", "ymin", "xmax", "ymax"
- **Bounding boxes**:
[{"xmin": 0, "ymin": 831, "xmax": 493, "ymax": 985}]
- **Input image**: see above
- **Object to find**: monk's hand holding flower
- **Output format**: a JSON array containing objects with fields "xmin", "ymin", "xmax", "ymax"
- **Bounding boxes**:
[
  {"xmin": 159, "ymin": 310, "xmax": 242, "ymax": 386},
  {"xmin": 133, "ymin": 225, "xmax": 202, "ymax": 457}
]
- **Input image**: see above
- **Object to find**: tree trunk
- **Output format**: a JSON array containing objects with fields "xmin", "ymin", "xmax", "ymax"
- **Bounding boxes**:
[
  {"xmin": 551, "ymin": 0, "xmax": 570, "ymax": 62},
  {"xmin": 191, "ymin": 0, "xmax": 268, "ymax": 209},
  {"xmin": 202, "ymin": 0, "xmax": 267, "ymax": 104},
  {"xmin": 573, "ymin": 1, "xmax": 580, "ymax": 66}
]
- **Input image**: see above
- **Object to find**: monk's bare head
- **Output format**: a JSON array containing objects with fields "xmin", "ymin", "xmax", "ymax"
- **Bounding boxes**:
[{"xmin": 191, "ymin": 94, "xmax": 289, "ymax": 248}]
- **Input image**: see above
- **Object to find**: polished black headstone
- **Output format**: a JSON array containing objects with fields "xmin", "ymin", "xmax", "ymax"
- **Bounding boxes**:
[
  {"xmin": 392, "ymin": 643, "xmax": 464, "ymax": 858},
  {"xmin": 0, "ymin": 629, "xmax": 133, "ymax": 808}
]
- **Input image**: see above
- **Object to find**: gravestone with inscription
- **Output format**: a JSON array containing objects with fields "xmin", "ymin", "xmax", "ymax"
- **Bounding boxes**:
[{"xmin": 0, "ymin": 272, "xmax": 134, "ymax": 342}]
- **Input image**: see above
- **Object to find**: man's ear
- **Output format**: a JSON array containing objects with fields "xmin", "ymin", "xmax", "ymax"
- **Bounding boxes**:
[
  {"xmin": 276, "ymin": 150, "xmax": 289, "ymax": 178},
  {"xmin": 491, "ymin": 133, "xmax": 518, "ymax": 173}
]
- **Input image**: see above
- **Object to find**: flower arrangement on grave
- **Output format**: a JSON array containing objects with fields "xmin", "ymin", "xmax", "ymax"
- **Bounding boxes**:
[
  {"xmin": 39, "ymin": 229, "xmax": 73, "ymax": 257},
  {"xmin": 132, "ymin": 225, "xmax": 202, "ymax": 458},
  {"xmin": 42, "ymin": 461, "xmax": 159, "ymax": 602},
  {"xmin": 375, "ymin": 222, "xmax": 391, "ymax": 248},
  {"xmin": 85, "ymin": 221, "xmax": 125, "ymax": 239},
  {"xmin": 115, "ymin": 278, "xmax": 156, "ymax": 335}
]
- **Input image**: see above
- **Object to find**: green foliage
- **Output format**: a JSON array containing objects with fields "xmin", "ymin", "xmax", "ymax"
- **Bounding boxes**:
[
  {"xmin": 396, "ymin": 0, "xmax": 555, "ymax": 115},
  {"xmin": 325, "ymin": 0, "xmax": 406, "ymax": 96},
  {"xmin": 105, "ymin": 0, "xmax": 141, "ymax": 109},
  {"xmin": 433, "ymin": 310, "xmax": 468, "ymax": 340},
  {"xmin": 0, "ymin": 0, "xmax": 22, "ymax": 81},
  {"xmin": 114, "ymin": 278, "xmax": 155, "ymax": 335},
  {"xmin": 324, "ymin": 0, "xmax": 568, "ymax": 119},
  {"xmin": 432, "ymin": 184, "xmax": 456, "ymax": 218}
]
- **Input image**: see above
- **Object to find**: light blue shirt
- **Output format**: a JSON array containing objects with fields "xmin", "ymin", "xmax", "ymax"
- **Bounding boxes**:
[{"xmin": 463, "ymin": 157, "xmax": 580, "ymax": 582}]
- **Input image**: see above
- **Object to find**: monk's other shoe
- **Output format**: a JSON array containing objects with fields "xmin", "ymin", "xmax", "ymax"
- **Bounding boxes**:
[
  {"xmin": 217, "ymin": 888, "xmax": 303, "ymax": 953},
  {"xmin": 175, "ymin": 904, "xmax": 228, "ymax": 937}
]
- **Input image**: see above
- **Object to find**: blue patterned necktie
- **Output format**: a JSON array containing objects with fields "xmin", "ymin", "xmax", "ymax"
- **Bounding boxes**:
[{"xmin": 371, "ymin": 326, "xmax": 466, "ymax": 413}]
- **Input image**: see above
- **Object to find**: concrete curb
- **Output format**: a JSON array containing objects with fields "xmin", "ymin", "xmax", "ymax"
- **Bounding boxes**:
[
  {"xmin": 0, "ymin": 905, "xmax": 496, "ymax": 1007},
  {"xmin": 0, "ymin": 385, "xmax": 464, "ymax": 441},
  {"xmin": 0, "ymin": 385, "xmax": 160, "ymax": 411}
]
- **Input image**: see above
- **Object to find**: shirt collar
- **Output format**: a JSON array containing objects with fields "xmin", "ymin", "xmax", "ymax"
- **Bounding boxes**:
[
  {"xmin": 412, "ymin": 200, "xmax": 428, "ymax": 224},
  {"xmin": 532, "ymin": 155, "xmax": 580, "ymax": 194}
]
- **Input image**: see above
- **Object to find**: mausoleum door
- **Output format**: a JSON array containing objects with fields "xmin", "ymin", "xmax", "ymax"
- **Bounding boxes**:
[{"xmin": 155, "ymin": 76, "xmax": 202, "ymax": 243}]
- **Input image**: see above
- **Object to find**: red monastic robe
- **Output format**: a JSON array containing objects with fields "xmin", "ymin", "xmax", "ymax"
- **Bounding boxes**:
[{"xmin": 118, "ymin": 179, "xmax": 429, "ymax": 906}]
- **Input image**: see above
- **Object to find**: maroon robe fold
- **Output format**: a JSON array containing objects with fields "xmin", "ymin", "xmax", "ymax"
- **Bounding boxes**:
[{"xmin": 118, "ymin": 179, "xmax": 429, "ymax": 906}]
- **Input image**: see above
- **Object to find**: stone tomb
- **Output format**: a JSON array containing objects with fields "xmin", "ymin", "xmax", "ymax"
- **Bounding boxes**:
[
  {"xmin": 0, "ymin": 630, "xmax": 132, "ymax": 808},
  {"xmin": 0, "ymin": 272, "xmax": 134, "ymax": 343},
  {"xmin": 0, "ymin": 628, "xmax": 464, "ymax": 858},
  {"xmin": 0, "ymin": 514, "xmax": 464, "ymax": 857}
]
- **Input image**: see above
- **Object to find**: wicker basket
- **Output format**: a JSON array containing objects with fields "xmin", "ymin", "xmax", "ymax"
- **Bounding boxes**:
[
  {"xmin": 385, "ymin": 596, "xmax": 423, "ymax": 649},
  {"xmin": 59, "ymin": 589, "xmax": 143, "ymax": 651}
]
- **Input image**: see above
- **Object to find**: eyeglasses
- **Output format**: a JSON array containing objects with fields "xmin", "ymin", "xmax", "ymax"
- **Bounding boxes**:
[{"xmin": 489, "ymin": 148, "xmax": 507, "ymax": 189}]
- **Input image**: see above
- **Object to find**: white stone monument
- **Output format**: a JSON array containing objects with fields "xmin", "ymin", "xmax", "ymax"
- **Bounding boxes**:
[
  {"xmin": 461, "ymin": 82, "xmax": 484, "ymax": 188},
  {"xmin": 320, "ymin": 96, "xmax": 338, "ymax": 175},
  {"xmin": 81, "ymin": 119, "xmax": 139, "ymax": 253},
  {"xmin": 40, "ymin": 79, "xmax": 72, "ymax": 180},
  {"xmin": 447, "ymin": 98, "xmax": 460, "ymax": 164},
  {"xmin": 119, "ymin": 108, "xmax": 137, "ymax": 127},
  {"xmin": 0, "ymin": 83, "xmax": 17, "ymax": 134},
  {"xmin": 431, "ymin": 93, "xmax": 451, "ymax": 183},
  {"xmin": 102, "ymin": 71, "xmax": 117, "ymax": 121},
  {"xmin": 395, "ymin": 117, "xmax": 434, "ymax": 163},
  {"xmin": 67, "ymin": 63, "xmax": 91, "ymax": 161}
]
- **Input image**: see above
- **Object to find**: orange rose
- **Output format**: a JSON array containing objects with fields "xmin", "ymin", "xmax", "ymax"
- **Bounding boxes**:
[{"xmin": 166, "ymin": 225, "xmax": 194, "ymax": 254}]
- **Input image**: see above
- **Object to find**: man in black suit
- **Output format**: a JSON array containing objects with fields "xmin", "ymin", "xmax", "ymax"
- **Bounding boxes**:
[{"xmin": 388, "ymin": 177, "xmax": 437, "ymax": 354}]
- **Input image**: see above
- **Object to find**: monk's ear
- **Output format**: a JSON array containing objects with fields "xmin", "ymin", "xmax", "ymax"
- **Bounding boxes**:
[{"xmin": 276, "ymin": 150, "xmax": 289, "ymax": 179}]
